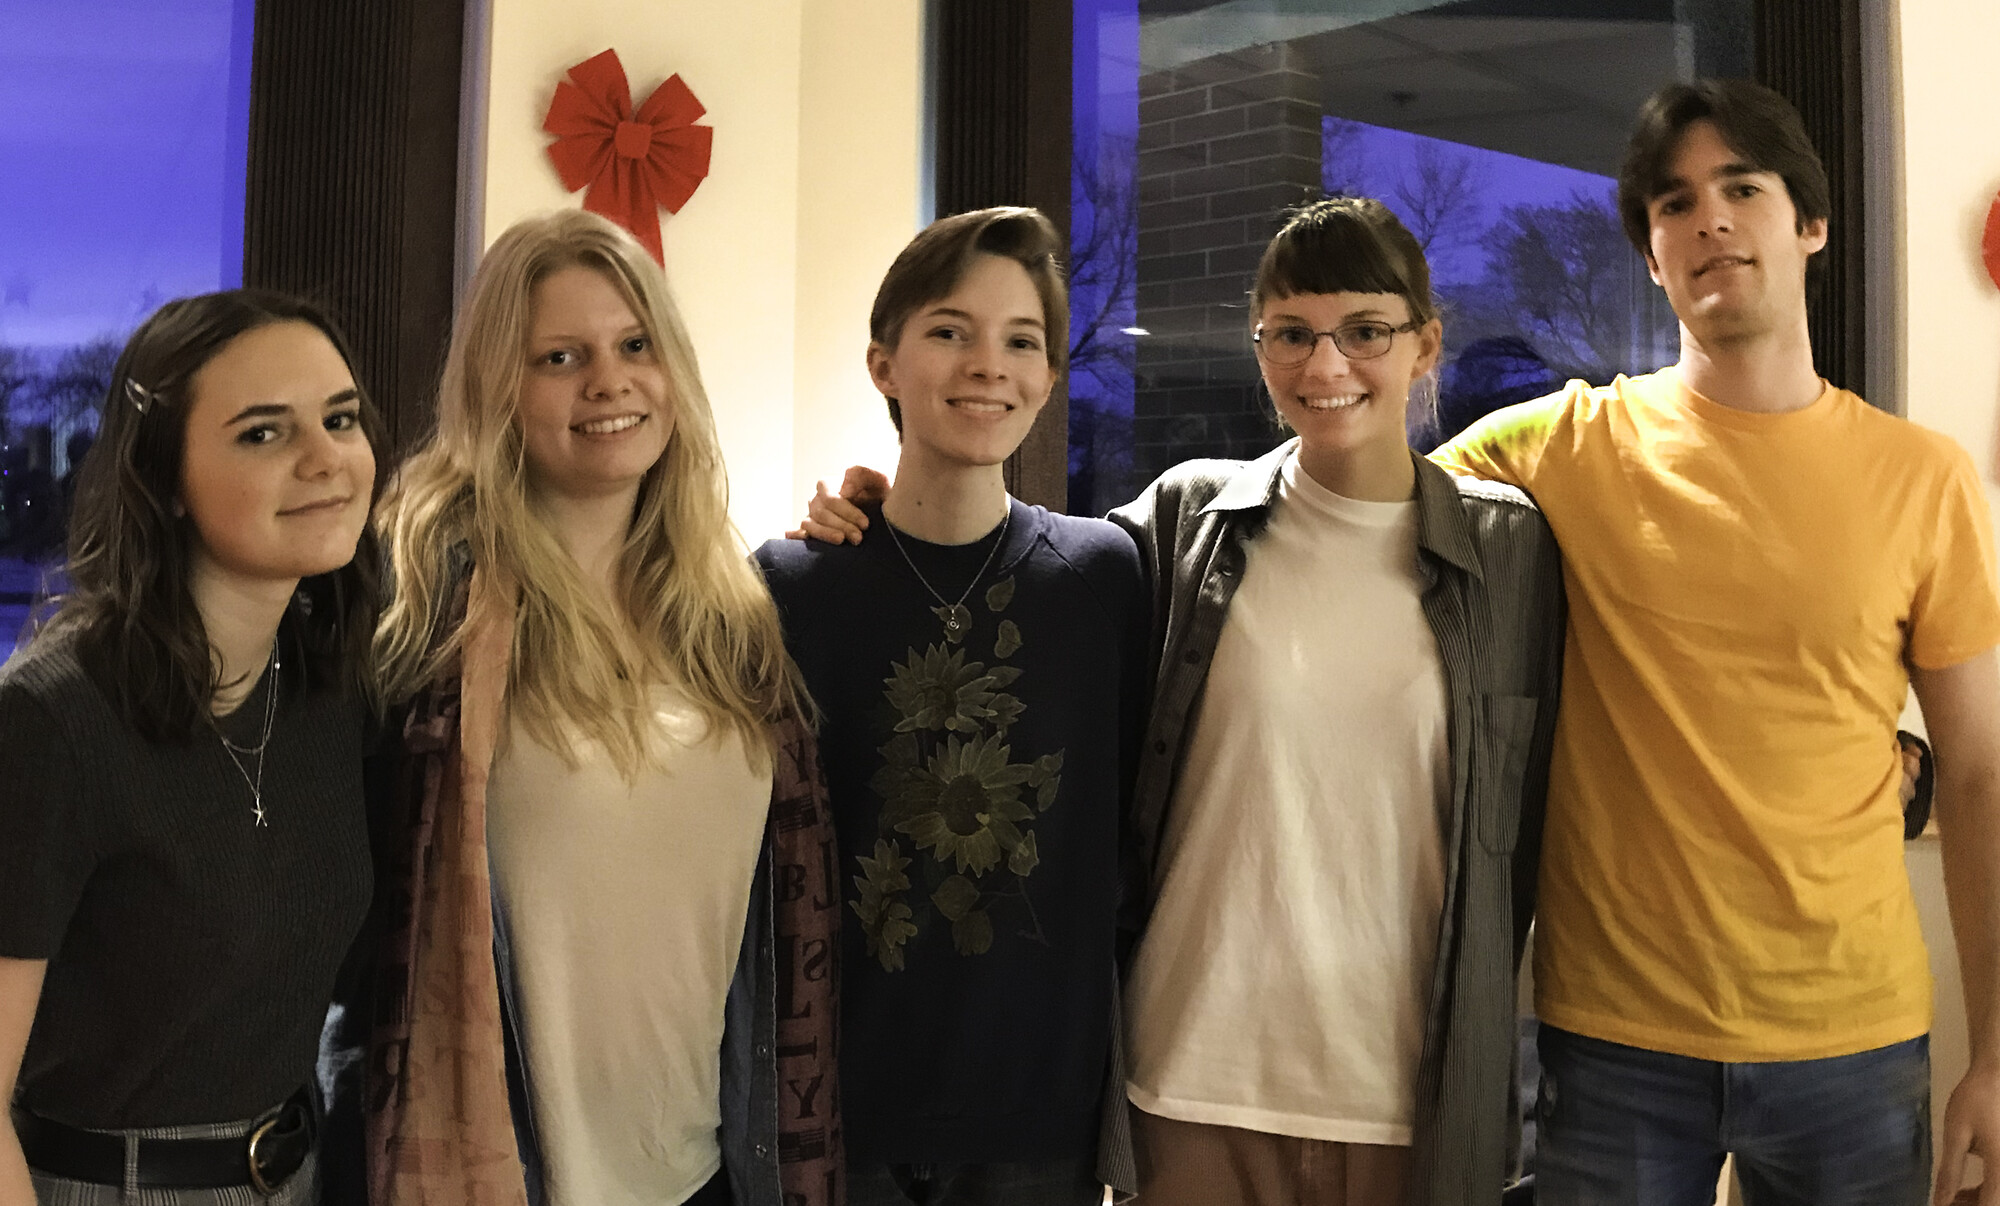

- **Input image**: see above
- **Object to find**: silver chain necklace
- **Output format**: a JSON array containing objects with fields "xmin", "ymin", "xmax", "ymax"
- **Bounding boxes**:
[
  {"xmin": 215, "ymin": 642, "xmax": 279, "ymax": 827},
  {"xmin": 882, "ymin": 506, "xmax": 1012, "ymax": 642}
]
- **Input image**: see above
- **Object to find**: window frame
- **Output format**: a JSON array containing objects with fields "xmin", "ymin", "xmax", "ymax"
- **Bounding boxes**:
[
  {"xmin": 242, "ymin": 0, "xmax": 470, "ymax": 455},
  {"xmin": 931, "ymin": 0, "xmax": 1872, "ymax": 510}
]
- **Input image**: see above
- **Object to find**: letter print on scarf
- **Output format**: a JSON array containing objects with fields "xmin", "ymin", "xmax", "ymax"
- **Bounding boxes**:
[{"xmin": 853, "ymin": 576, "xmax": 1066, "ymax": 971}]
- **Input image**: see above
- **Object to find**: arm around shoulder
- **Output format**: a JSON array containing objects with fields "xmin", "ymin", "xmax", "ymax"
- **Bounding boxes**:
[{"xmin": 1427, "ymin": 385, "xmax": 1574, "ymax": 489}]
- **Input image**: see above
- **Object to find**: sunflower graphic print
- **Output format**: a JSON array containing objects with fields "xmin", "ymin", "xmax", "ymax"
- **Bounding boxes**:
[
  {"xmin": 853, "ymin": 574, "xmax": 1068, "ymax": 971},
  {"xmin": 755, "ymin": 499, "xmax": 1148, "ymax": 1160}
]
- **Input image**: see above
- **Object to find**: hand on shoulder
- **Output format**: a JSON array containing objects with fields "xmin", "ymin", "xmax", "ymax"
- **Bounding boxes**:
[{"xmin": 789, "ymin": 467, "xmax": 888, "ymax": 545}]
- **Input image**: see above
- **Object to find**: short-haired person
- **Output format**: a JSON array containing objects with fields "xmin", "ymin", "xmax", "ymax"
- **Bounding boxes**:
[
  {"xmin": 1431, "ymin": 80, "xmax": 2000, "ymax": 1204},
  {"xmin": 362, "ymin": 210, "xmax": 841, "ymax": 1206},
  {"xmin": 0, "ymin": 291, "xmax": 385, "ymax": 1204},
  {"xmin": 798, "ymin": 197, "xmax": 1567, "ymax": 1206},
  {"xmin": 757, "ymin": 207, "xmax": 1150, "ymax": 1205}
]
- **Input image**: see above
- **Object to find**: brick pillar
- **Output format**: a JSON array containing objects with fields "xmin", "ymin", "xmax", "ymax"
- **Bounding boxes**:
[{"xmin": 1133, "ymin": 42, "xmax": 1323, "ymax": 481}]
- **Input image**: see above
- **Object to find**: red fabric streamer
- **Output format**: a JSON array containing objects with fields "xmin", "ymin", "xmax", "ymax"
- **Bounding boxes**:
[{"xmin": 543, "ymin": 48, "xmax": 712, "ymax": 264}]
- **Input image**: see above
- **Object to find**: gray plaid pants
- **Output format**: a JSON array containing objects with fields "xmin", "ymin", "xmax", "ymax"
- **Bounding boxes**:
[{"xmin": 24, "ymin": 1113, "xmax": 318, "ymax": 1206}]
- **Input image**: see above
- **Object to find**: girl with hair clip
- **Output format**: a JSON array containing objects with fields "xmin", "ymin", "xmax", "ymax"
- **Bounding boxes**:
[
  {"xmin": 362, "ymin": 209, "xmax": 841, "ymax": 1206},
  {"xmin": 803, "ymin": 196, "xmax": 1566, "ymax": 1206},
  {"xmin": 0, "ymin": 291, "xmax": 384, "ymax": 1205}
]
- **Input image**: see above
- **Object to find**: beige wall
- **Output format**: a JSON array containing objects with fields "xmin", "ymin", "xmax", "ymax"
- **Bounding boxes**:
[
  {"xmin": 791, "ymin": 2, "xmax": 931, "ymax": 529},
  {"xmin": 473, "ymin": 0, "xmax": 918, "ymax": 544},
  {"xmin": 1891, "ymin": 0, "xmax": 2000, "ymax": 1172},
  {"xmin": 1898, "ymin": 1, "xmax": 2000, "ymax": 465}
]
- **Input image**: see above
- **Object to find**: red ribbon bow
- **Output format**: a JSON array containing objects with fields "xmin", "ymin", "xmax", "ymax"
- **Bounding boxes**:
[
  {"xmin": 1985, "ymin": 192, "xmax": 2000, "ymax": 291},
  {"xmin": 543, "ymin": 49, "xmax": 712, "ymax": 264}
]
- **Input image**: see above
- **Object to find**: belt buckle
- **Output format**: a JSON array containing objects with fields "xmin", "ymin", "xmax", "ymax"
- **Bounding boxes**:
[{"xmin": 245, "ymin": 1115, "xmax": 282, "ymax": 1196}]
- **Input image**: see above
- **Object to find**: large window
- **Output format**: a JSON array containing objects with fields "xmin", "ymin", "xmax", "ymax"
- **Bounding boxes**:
[
  {"xmin": 1068, "ymin": 0, "xmax": 1755, "ymax": 517},
  {"xmin": 0, "ymin": 0, "xmax": 255, "ymax": 655}
]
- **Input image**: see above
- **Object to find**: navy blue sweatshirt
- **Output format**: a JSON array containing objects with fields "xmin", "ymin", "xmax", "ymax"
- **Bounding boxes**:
[{"xmin": 757, "ymin": 498, "xmax": 1148, "ymax": 1163}]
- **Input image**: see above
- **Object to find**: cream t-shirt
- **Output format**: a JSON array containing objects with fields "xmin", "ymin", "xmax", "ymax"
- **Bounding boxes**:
[
  {"xmin": 487, "ymin": 685, "xmax": 773, "ymax": 1206},
  {"xmin": 1125, "ymin": 452, "xmax": 1451, "ymax": 1144}
]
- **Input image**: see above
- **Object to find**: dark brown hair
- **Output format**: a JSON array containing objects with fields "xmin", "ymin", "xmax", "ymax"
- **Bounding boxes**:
[
  {"xmin": 1616, "ymin": 79, "xmax": 1831, "ymax": 269},
  {"xmin": 1251, "ymin": 196, "xmax": 1437, "ymax": 327},
  {"xmin": 38, "ymin": 290, "xmax": 386, "ymax": 741},
  {"xmin": 867, "ymin": 206, "xmax": 1069, "ymax": 434}
]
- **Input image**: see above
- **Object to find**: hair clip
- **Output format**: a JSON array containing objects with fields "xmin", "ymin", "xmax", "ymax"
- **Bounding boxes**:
[{"xmin": 124, "ymin": 378, "xmax": 157, "ymax": 414}]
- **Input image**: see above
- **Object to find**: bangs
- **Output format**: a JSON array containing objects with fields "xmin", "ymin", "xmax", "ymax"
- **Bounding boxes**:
[{"xmin": 1254, "ymin": 210, "xmax": 1416, "ymax": 307}]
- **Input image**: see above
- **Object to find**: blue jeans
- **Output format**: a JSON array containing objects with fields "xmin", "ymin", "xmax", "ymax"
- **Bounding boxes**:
[
  {"xmin": 846, "ymin": 1159, "xmax": 1104, "ymax": 1206},
  {"xmin": 1534, "ymin": 1025, "xmax": 1931, "ymax": 1206}
]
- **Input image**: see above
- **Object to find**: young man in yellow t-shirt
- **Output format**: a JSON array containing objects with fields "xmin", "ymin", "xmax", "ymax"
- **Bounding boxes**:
[{"xmin": 1434, "ymin": 79, "xmax": 2000, "ymax": 1206}]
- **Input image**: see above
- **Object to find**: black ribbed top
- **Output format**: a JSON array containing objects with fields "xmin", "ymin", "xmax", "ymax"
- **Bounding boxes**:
[{"xmin": 0, "ymin": 635, "xmax": 371, "ymax": 1128}]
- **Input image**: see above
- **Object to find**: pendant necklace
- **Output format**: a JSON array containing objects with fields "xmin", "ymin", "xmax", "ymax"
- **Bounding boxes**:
[
  {"xmin": 883, "ymin": 505, "xmax": 1012, "ymax": 643},
  {"xmin": 216, "ymin": 641, "xmax": 279, "ymax": 827}
]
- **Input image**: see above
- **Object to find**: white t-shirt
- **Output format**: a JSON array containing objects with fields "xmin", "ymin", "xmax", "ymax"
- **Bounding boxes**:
[
  {"xmin": 1125, "ymin": 452, "xmax": 1451, "ymax": 1145},
  {"xmin": 487, "ymin": 685, "xmax": 773, "ymax": 1206}
]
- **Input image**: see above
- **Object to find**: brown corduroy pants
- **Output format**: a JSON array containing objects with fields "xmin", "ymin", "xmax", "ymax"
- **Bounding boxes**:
[{"xmin": 1131, "ymin": 1107, "xmax": 1412, "ymax": 1206}]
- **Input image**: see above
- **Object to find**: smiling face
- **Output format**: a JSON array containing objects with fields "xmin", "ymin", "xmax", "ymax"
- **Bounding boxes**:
[
  {"xmin": 516, "ymin": 264, "xmax": 675, "ymax": 507},
  {"xmin": 1644, "ymin": 119, "xmax": 1827, "ymax": 342},
  {"xmin": 1255, "ymin": 290, "xmax": 1440, "ymax": 471},
  {"xmin": 867, "ymin": 252, "xmax": 1055, "ymax": 469},
  {"xmin": 178, "ymin": 320, "xmax": 375, "ymax": 589}
]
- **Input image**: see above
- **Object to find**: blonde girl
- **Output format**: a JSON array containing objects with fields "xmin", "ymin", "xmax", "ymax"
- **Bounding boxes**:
[{"xmin": 361, "ymin": 210, "xmax": 840, "ymax": 1206}]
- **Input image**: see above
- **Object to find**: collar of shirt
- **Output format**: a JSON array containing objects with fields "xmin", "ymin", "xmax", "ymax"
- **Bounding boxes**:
[{"xmin": 1196, "ymin": 438, "xmax": 1485, "ymax": 582}]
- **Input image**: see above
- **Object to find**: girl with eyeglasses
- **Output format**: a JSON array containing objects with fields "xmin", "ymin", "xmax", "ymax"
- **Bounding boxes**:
[
  {"xmin": 801, "ymin": 196, "xmax": 1565, "ymax": 1206},
  {"xmin": 0, "ymin": 291, "xmax": 384, "ymax": 1205}
]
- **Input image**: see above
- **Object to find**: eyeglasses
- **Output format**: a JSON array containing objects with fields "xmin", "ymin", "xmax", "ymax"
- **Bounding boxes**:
[{"xmin": 1252, "ymin": 320, "xmax": 1421, "ymax": 367}]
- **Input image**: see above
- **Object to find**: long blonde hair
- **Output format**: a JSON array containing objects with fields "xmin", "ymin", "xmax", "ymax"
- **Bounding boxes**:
[{"xmin": 375, "ymin": 209, "xmax": 804, "ymax": 772}]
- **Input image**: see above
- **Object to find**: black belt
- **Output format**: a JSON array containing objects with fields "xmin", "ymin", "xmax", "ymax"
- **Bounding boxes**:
[{"xmin": 14, "ymin": 1086, "xmax": 316, "ymax": 1194}]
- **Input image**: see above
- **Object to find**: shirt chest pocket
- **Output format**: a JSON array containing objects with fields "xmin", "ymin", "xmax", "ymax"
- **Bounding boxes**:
[{"xmin": 1475, "ymin": 693, "xmax": 1540, "ymax": 855}]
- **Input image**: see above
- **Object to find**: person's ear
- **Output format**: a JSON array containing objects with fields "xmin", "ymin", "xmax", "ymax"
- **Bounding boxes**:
[
  {"xmin": 1799, "ymin": 215, "xmax": 1829, "ymax": 256},
  {"xmin": 1412, "ymin": 318, "xmax": 1444, "ymax": 380},
  {"xmin": 866, "ymin": 341, "xmax": 897, "ymax": 399}
]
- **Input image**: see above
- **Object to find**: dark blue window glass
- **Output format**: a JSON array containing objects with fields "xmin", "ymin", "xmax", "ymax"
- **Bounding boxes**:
[
  {"xmin": 1068, "ymin": 0, "xmax": 1750, "ymax": 517},
  {"xmin": 0, "ymin": 0, "xmax": 254, "ymax": 654}
]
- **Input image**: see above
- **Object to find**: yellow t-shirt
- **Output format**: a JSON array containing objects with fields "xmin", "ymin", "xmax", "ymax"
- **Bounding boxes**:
[{"xmin": 1434, "ymin": 368, "xmax": 2000, "ymax": 1061}]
